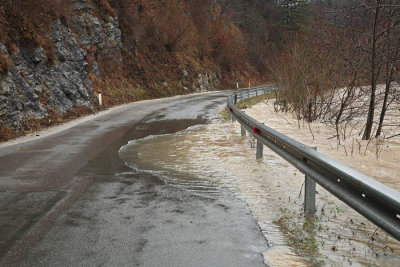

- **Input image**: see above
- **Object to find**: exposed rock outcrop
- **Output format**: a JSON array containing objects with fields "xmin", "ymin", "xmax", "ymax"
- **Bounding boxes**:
[
  {"xmin": 0, "ymin": 0, "xmax": 123, "ymax": 130},
  {"xmin": 0, "ymin": 0, "xmax": 221, "ymax": 136},
  {"xmin": 196, "ymin": 72, "xmax": 220, "ymax": 92}
]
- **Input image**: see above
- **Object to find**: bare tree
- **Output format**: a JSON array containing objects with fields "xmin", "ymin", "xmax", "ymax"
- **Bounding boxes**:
[
  {"xmin": 375, "ymin": 3, "xmax": 400, "ymax": 137},
  {"xmin": 318, "ymin": 0, "xmax": 400, "ymax": 139}
]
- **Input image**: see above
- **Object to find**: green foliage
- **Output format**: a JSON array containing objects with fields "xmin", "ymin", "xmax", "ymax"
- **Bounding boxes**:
[
  {"xmin": 276, "ymin": 0, "xmax": 310, "ymax": 31},
  {"xmin": 220, "ymin": 108, "xmax": 230, "ymax": 123}
]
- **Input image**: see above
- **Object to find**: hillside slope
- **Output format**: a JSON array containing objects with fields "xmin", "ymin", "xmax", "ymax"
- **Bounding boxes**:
[{"xmin": 0, "ymin": 0, "xmax": 279, "ymax": 140}]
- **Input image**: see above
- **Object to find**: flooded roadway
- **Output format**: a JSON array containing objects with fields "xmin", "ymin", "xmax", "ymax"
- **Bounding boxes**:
[
  {"xmin": 0, "ymin": 92, "xmax": 269, "ymax": 266},
  {"xmin": 2, "ymin": 90, "xmax": 398, "ymax": 266},
  {"xmin": 119, "ymin": 121, "xmax": 400, "ymax": 266}
]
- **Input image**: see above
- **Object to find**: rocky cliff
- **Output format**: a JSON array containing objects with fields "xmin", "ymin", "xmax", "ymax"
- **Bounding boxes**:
[
  {"xmin": 0, "ymin": 0, "xmax": 279, "ymax": 140},
  {"xmin": 0, "ymin": 0, "xmax": 223, "ymax": 140},
  {"xmin": 0, "ymin": 1, "xmax": 119, "ymax": 131}
]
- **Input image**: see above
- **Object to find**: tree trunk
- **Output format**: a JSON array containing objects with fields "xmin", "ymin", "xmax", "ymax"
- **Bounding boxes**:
[
  {"xmin": 363, "ymin": 0, "xmax": 382, "ymax": 140},
  {"xmin": 336, "ymin": 86, "xmax": 353, "ymax": 142},
  {"xmin": 375, "ymin": 83, "xmax": 389, "ymax": 137},
  {"xmin": 376, "ymin": 32, "xmax": 400, "ymax": 137},
  {"xmin": 363, "ymin": 81, "xmax": 377, "ymax": 140}
]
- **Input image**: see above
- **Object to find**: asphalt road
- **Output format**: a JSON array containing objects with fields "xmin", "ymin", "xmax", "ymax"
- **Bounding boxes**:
[{"xmin": 0, "ymin": 92, "xmax": 269, "ymax": 266}]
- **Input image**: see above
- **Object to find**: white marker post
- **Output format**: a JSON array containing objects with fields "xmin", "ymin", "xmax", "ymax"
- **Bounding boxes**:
[
  {"xmin": 236, "ymin": 82, "xmax": 239, "ymax": 89},
  {"xmin": 98, "ymin": 93, "xmax": 102, "ymax": 106}
]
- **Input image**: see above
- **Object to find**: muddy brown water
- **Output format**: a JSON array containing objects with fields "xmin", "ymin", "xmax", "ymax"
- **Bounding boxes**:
[
  {"xmin": 1, "ymin": 92, "xmax": 271, "ymax": 266},
  {"xmin": 119, "ymin": 121, "xmax": 400, "ymax": 266}
]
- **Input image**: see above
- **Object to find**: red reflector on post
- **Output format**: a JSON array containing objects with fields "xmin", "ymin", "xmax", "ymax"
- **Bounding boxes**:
[
  {"xmin": 253, "ymin": 127, "xmax": 260, "ymax": 134},
  {"xmin": 229, "ymin": 108, "xmax": 233, "ymax": 112}
]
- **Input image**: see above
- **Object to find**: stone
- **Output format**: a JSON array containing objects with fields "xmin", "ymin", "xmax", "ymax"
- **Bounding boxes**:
[
  {"xmin": 31, "ymin": 48, "xmax": 47, "ymax": 64},
  {"xmin": 0, "ymin": 0, "xmax": 124, "ymax": 129},
  {"xmin": 72, "ymin": 0, "xmax": 93, "ymax": 12}
]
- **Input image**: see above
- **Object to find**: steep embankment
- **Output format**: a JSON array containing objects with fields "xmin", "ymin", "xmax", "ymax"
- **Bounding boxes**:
[
  {"xmin": 0, "ymin": 2, "xmax": 120, "ymax": 130},
  {"xmin": 0, "ymin": 0, "xmax": 278, "ymax": 140},
  {"xmin": 0, "ymin": 1, "xmax": 117, "ymax": 139}
]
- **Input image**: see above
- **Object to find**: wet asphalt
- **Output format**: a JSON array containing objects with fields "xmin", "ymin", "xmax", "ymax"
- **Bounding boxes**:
[{"xmin": 0, "ymin": 92, "xmax": 269, "ymax": 266}]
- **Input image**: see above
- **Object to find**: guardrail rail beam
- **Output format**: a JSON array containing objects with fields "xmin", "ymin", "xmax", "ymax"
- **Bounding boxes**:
[{"xmin": 227, "ymin": 85, "xmax": 400, "ymax": 241}]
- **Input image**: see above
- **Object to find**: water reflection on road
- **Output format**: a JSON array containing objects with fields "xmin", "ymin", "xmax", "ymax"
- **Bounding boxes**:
[{"xmin": 119, "ymin": 121, "xmax": 400, "ymax": 266}]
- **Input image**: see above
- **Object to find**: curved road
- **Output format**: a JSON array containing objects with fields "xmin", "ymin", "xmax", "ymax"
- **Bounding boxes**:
[{"xmin": 0, "ymin": 92, "xmax": 268, "ymax": 266}]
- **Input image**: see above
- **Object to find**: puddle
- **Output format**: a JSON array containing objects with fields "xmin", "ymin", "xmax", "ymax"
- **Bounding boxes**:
[{"xmin": 119, "ymin": 121, "xmax": 400, "ymax": 266}]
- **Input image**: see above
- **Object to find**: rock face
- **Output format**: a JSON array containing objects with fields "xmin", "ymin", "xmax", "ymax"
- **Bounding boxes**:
[
  {"xmin": 0, "ymin": 0, "xmax": 123, "ymax": 129},
  {"xmin": 0, "ymin": 0, "xmax": 220, "ymax": 132},
  {"xmin": 196, "ymin": 72, "xmax": 220, "ymax": 92},
  {"xmin": 180, "ymin": 69, "xmax": 220, "ymax": 93}
]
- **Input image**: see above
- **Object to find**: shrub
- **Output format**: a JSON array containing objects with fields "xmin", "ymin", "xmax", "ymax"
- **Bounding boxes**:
[
  {"xmin": 271, "ymin": 33, "xmax": 345, "ymax": 122},
  {"xmin": 0, "ymin": 0, "xmax": 71, "ymax": 60},
  {"xmin": 0, "ymin": 52, "xmax": 13, "ymax": 75}
]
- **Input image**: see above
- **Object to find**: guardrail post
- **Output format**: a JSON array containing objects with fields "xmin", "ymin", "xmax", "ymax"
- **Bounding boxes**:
[
  {"xmin": 256, "ymin": 88, "xmax": 258, "ymax": 96},
  {"xmin": 234, "ymin": 94, "xmax": 238, "ymax": 104},
  {"xmin": 256, "ymin": 139, "xmax": 263, "ymax": 159},
  {"xmin": 241, "ymin": 125, "xmax": 246, "ymax": 136},
  {"xmin": 227, "ymin": 88, "xmax": 400, "ymax": 240},
  {"xmin": 247, "ymin": 90, "xmax": 250, "ymax": 98},
  {"xmin": 304, "ymin": 147, "xmax": 317, "ymax": 215}
]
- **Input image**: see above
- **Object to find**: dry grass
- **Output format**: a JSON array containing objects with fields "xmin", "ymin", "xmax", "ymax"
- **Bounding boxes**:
[
  {"xmin": 90, "ymin": 74, "xmax": 147, "ymax": 106},
  {"xmin": 0, "ymin": 106, "xmax": 95, "ymax": 142},
  {"xmin": 0, "ymin": 0, "xmax": 275, "ymax": 142},
  {"xmin": 0, "ymin": 51, "xmax": 13, "ymax": 75},
  {"xmin": 236, "ymin": 93, "xmax": 276, "ymax": 109}
]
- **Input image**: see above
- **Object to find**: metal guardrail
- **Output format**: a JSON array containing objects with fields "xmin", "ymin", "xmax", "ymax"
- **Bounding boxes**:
[{"xmin": 227, "ymin": 86, "xmax": 400, "ymax": 241}]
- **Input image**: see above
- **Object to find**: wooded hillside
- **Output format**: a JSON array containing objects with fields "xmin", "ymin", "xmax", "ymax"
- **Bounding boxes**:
[
  {"xmin": 1, "ymin": 0, "xmax": 398, "ymax": 141},
  {"xmin": 0, "ymin": 0, "xmax": 286, "ymax": 139}
]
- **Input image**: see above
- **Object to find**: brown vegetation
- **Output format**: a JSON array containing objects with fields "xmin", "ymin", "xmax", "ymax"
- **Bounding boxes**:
[
  {"xmin": 272, "ymin": 0, "xmax": 400, "ymax": 140},
  {"xmin": 0, "ymin": 106, "xmax": 95, "ymax": 142},
  {"xmin": 0, "ymin": 0, "xmax": 71, "ymax": 61},
  {"xmin": 90, "ymin": 73, "xmax": 146, "ymax": 106},
  {"xmin": 0, "ymin": 51, "xmax": 12, "ymax": 75},
  {"xmin": 105, "ymin": 0, "xmax": 280, "ymax": 88},
  {"xmin": 0, "ymin": 0, "xmax": 282, "ymax": 90},
  {"xmin": 0, "ymin": 0, "xmax": 287, "ymax": 141}
]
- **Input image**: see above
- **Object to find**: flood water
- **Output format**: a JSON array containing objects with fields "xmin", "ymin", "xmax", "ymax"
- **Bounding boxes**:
[{"xmin": 119, "ymin": 119, "xmax": 400, "ymax": 266}]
